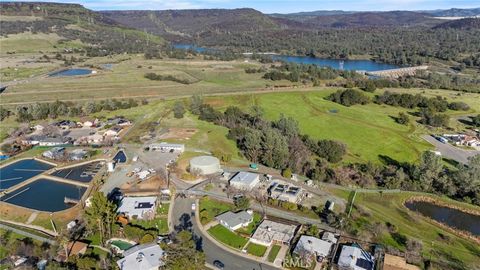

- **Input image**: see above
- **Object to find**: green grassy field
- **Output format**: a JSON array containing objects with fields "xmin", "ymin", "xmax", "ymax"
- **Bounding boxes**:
[
  {"xmin": 246, "ymin": 242, "xmax": 268, "ymax": 257},
  {"xmin": 203, "ymin": 91, "xmax": 435, "ymax": 163},
  {"xmin": 327, "ymin": 188, "xmax": 480, "ymax": 268},
  {"xmin": 207, "ymin": 224, "xmax": 249, "ymax": 250},
  {"xmin": 267, "ymin": 244, "xmax": 282, "ymax": 263},
  {"xmin": 0, "ymin": 56, "xmax": 287, "ymax": 105}
]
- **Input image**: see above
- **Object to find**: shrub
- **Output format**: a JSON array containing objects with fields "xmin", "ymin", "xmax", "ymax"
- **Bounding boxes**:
[
  {"xmin": 139, "ymin": 234, "xmax": 155, "ymax": 244},
  {"xmin": 282, "ymin": 168, "xmax": 292, "ymax": 179},
  {"xmin": 448, "ymin": 101, "xmax": 470, "ymax": 111}
]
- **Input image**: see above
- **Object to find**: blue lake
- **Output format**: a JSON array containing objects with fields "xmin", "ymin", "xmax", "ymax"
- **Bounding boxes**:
[
  {"xmin": 0, "ymin": 178, "xmax": 86, "ymax": 212},
  {"xmin": 173, "ymin": 44, "xmax": 400, "ymax": 71},
  {"xmin": 0, "ymin": 159, "xmax": 55, "ymax": 190},
  {"xmin": 271, "ymin": 55, "xmax": 399, "ymax": 72},
  {"xmin": 51, "ymin": 162, "xmax": 103, "ymax": 183},
  {"xmin": 49, "ymin": 68, "xmax": 92, "ymax": 77}
]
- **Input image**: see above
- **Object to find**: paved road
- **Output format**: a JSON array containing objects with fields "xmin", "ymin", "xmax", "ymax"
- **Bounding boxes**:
[
  {"xmin": 423, "ymin": 135, "xmax": 480, "ymax": 164},
  {"xmin": 171, "ymin": 197, "xmax": 279, "ymax": 270},
  {"xmin": 0, "ymin": 223, "xmax": 56, "ymax": 245}
]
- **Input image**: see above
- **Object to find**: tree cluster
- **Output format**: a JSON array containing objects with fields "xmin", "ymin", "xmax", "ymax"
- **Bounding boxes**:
[
  {"xmin": 144, "ymin": 72, "xmax": 194, "ymax": 84},
  {"xmin": 327, "ymin": 89, "xmax": 370, "ymax": 106},
  {"xmin": 188, "ymin": 96, "xmax": 347, "ymax": 176},
  {"xmin": 9, "ymin": 99, "xmax": 139, "ymax": 123}
]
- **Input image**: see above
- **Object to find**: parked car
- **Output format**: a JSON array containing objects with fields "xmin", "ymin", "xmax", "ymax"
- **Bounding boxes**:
[
  {"xmin": 213, "ymin": 260, "xmax": 224, "ymax": 269},
  {"xmin": 191, "ymin": 203, "xmax": 196, "ymax": 211}
]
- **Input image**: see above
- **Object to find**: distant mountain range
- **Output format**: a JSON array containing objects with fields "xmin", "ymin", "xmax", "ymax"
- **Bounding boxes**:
[{"xmin": 273, "ymin": 7, "xmax": 480, "ymax": 18}]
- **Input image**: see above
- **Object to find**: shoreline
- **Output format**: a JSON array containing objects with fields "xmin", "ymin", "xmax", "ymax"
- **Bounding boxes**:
[{"xmin": 404, "ymin": 196, "xmax": 480, "ymax": 244}]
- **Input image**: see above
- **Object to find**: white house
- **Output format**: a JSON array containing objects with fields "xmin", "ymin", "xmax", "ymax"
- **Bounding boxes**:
[
  {"xmin": 293, "ymin": 235, "xmax": 334, "ymax": 262},
  {"xmin": 104, "ymin": 126, "xmax": 123, "ymax": 137},
  {"xmin": 116, "ymin": 196, "xmax": 157, "ymax": 220},
  {"xmin": 116, "ymin": 243, "xmax": 164, "ymax": 270},
  {"xmin": 229, "ymin": 172, "xmax": 260, "ymax": 190},
  {"xmin": 215, "ymin": 210, "xmax": 253, "ymax": 231},
  {"xmin": 338, "ymin": 245, "xmax": 375, "ymax": 270}
]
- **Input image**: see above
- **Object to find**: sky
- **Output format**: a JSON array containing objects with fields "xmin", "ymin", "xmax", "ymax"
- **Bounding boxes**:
[{"xmin": 2, "ymin": 0, "xmax": 480, "ymax": 13}]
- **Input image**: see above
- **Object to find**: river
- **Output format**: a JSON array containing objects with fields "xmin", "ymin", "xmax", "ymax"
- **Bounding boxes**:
[
  {"xmin": 173, "ymin": 44, "xmax": 400, "ymax": 71},
  {"xmin": 405, "ymin": 200, "xmax": 480, "ymax": 236}
]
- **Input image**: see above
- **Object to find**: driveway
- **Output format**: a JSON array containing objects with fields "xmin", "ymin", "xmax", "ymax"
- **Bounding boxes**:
[
  {"xmin": 171, "ymin": 197, "xmax": 279, "ymax": 270},
  {"xmin": 422, "ymin": 135, "xmax": 480, "ymax": 164}
]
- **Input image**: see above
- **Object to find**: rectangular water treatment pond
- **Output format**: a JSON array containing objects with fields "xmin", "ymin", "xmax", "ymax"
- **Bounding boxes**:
[
  {"xmin": 0, "ymin": 159, "xmax": 55, "ymax": 191},
  {"xmin": 0, "ymin": 178, "xmax": 86, "ymax": 212},
  {"xmin": 51, "ymin": 162, "xmax": 103, "ymax": 183}
]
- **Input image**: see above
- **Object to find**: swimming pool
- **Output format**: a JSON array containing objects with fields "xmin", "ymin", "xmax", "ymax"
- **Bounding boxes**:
[
  {"xmin": 0, "ymin": 178, "xmax": 86, "ymax": 212},
  {"xmin": 0, "ymin": 159, "xmax": 55, "ymax": 191},
  {"xmin": 113, "ymin": 151, "xmax": 127, "ymax": 163}
]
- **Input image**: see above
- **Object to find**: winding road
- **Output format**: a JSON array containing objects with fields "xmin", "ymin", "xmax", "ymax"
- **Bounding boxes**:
[{"xmin": 171, "ymin": 197, "xmax": 279, "ymax": 270}]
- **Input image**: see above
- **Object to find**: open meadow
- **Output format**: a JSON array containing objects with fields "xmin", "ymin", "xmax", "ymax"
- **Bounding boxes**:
[{"xmin": 327, "ymin": 187, "xmax": 480, "ymax": 269}]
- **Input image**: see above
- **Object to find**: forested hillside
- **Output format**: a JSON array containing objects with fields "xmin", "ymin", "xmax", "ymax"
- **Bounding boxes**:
[
  {"xmin": 0, "ymin": 2, "xmax": 164, "ymax": 56},
  {"xmin": 101, "ymin": 8, "xmax": 280, "ymax": 40},
  {"xmin": 102, "ymin": 8, "xmax": 480, "ymax": 67}
]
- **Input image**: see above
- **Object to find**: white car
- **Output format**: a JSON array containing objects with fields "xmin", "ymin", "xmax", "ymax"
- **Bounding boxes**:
[{"xmin": 191, "ymin": 203, "xmax": 196, "ymax": 211}]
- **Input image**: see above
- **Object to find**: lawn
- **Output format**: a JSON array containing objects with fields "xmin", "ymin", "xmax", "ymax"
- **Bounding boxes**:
[
  {"xmin": 267, "ymin": 244, "xmax": 282, "ymax": 263},
  {"xmin": 327, "ymin": 187, "xmax": 480, "ymax": 269},
  {"xmin": 198, "ymin": 197, "xmax": 234, "ymax": 225},
  {"xmin": 246, "ymin": 242, "xmax": 268, "ymax": 257},
  {"xmin": 207, "ymin": 224, "xmax": 248, "ymax": 250}
]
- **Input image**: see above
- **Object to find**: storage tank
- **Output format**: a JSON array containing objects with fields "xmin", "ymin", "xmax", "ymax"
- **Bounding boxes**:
[
  {"xmin": 107, "ymin": 161, "xmax": 115, "ymax": 172},
  {"xmin": 189, "ymin": 156, "xmax": 221, "ymax": 175}
]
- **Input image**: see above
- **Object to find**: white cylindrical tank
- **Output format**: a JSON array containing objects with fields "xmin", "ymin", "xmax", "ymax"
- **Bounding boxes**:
[
  {"xmin": 107, "ymin": 161, "xmax": 115, "ymax": 172},
  {"xmin": 189, "ymin": 156, "xmax": 221, "ymax": 175}
]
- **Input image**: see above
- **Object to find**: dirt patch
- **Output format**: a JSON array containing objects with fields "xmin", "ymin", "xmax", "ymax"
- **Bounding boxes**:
[
  {"xmin": 158, "ymin": 127, "xmax": 198, "ymax": 140},
  {"xmin": 120, "ymin": 175, "xmax": 167, "ymax": 195}
]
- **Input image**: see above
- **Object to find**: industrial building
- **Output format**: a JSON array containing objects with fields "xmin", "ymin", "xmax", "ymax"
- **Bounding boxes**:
[
  {"xmin": 229, "ymin": 171, "xmax": 260, "ymax": 190},
  {"xmin": 149, "ymin": 142, "xmax": 185, "ymax": 153},
  {"xmin": 189, "ymin": 155, "xmax": 222, "ymax": 175},
  {"xmin": 268, "ymin": 181, "xmax": 303, "ymax": 203}
]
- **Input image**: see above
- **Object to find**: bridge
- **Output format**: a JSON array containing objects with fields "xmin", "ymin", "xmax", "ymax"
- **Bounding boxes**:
[{"xmin": 366, "ymin": 65, "xmax": 428, "ymax": 78}]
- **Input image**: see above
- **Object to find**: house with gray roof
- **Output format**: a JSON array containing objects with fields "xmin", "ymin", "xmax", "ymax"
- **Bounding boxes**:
[
  {"xmin": 215, "ymin": 210, "xmax": 254, "ymax": 231},
  {"xmin": 116, "ymin": 243, "xmax": 164, "ymax": 270},
  {"xmin": 293, "ymin": 235, "xmax": 335, "ymax": 263}
]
